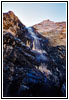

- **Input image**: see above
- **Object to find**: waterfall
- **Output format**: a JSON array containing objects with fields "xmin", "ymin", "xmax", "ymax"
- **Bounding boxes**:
[
  {"xmin": 28, "ymin": 27, "xmax": 44, "ymax": 52},
  {"xmin": 28, "ymin": 27, "xmax": 48, "ymax": 63},
  {"xmin": 27, "ymin": 27, "xmax": 41, "ymax": 51}
]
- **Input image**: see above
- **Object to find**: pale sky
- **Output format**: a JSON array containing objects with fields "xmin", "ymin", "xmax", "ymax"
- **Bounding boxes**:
[{"xmin": 2, "ymin": 2, "xmax": 66, "ymax": 27}]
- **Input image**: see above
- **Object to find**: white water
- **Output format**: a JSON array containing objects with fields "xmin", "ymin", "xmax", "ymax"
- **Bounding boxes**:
[
  {"xmin": 28, "ymin": 27, "xmax": 40, "ymax": 51},
  {"xmin": 28, "ymin": 27, "xmax": 48, "ymax": 62},
  {"xmin": 28, "ymin": 27, "xmax": 45, "ymax": 53}
]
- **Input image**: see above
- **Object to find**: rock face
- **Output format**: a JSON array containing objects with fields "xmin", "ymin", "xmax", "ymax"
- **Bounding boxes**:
[
  {"xmin": 33, "ymin": 20, "xmax": 66, "ymax": 46},
  {"xmin": 3, "ymin": 11, "xmax": 66, "ymax": 97},
  {"xmin": 3, "ymin": 11, "xmax": 25, "ymax": 35}
]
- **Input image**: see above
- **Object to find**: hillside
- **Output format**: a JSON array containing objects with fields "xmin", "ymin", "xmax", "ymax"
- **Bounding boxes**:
[
  {"xmin": 3, "ymin": 11, "xmax": 66, "ymax": 97},
  {"xmin": 33, "ymin": 19, "xmax": 66, "ymax": 46}
]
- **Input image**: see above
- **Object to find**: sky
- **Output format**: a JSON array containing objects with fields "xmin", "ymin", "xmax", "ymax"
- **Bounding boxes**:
[{"xmin": 2, "ymin": 2, "xmax": 66, "ymax": 27}]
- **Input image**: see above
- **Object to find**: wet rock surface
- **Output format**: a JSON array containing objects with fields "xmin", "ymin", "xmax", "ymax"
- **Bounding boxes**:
[{"xmin": 3, "ymin": 11, "xmax": 66, "ymax": 97}]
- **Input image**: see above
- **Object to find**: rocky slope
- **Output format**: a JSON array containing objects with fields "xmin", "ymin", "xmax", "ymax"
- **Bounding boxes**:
[
  {"xmin": 3, "ymin": 11, "xmax": 66, "ymax": 97},
  {"xmin": 33, "ymin": 19, "xmax": 66, "ymax": 46}
]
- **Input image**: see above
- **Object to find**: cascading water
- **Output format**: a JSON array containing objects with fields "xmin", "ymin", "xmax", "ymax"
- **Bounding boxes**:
[
  {"xmin": 28, "ymin": 27, "xmax": 48, "ymax": 63},
  {"xmin": 27, "ymin": 27, "xmax": 41, "ymax": 51}
]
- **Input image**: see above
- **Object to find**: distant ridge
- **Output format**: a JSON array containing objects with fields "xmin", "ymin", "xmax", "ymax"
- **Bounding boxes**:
[{"xmin": 33, "ymin": 19, "xmax": 66, "ymax": 46}]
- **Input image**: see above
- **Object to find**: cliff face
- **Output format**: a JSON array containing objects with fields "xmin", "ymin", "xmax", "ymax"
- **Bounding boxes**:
[
  {"xmin": 3, "ymin": 11, "xmax": 66, "ymax": 97},
  {"xmin": 3, "ymin": 11, "xmax": 32, "ymax": 45}
]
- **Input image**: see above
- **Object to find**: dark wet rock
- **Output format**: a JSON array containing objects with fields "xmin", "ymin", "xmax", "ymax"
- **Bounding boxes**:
[
  {"xmin": 3, "ymin": 32, "xmax": 66, "ymax": 97},
  {"xmin": 61, "ymin": 83, "xmax": 66, "ymax": 96}
]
